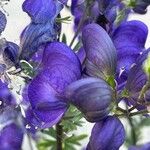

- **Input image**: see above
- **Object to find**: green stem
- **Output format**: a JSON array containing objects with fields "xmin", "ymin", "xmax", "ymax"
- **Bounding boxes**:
[
  {"xmin": 129, "ymin": 79, "xmax": 150, "ymax": 112},
  {"xmin": 56, "ymin": 123, "xmax": 63, "ymax": 150},
  {"xmin": 138, "ymin": 80, "xmax": 150, "ymax": 101},
  {"xmin": 128, "ymin": 117, "xmax": 137, "ymax": 145},
  {"xmin": 129, "ymin": 109, "xmax": 149, "ymax": 117}
]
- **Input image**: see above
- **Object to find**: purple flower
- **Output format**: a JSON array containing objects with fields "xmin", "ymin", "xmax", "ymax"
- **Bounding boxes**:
[
  {"xmin": 0, "ymin": 40, "xmax": 19, "ymax": 65},
  {"xmin": 71, "ymin": 0, "xmax": 124, "ymax": 32},
  {"xmin": 20, "ymin": 22, "xmax": 57, "ymax": 60},
  {"xmin": 65, "ymin": 77, "xmax": 113, "ymax": 122},
  {"xmin": 22, "ymin": 0, "xmax": 62, "ymax": 24},
  {"xmin": 96, "ymin": 0, "xmax": 119, "ymax": 23},
  {"xmin": 112, "ymin": 20, "xmax": 148, "ymax": 84},
  {"xmin": 26, "ymin": 42, "xmax": 81, "ymax": 129},
  {"xmin": 0, "ymin": 11, "xmax": 7, "ymax": 34},
  {"xmin": 3, "ymin": 41, "xmax": 19, "ymax": 67},
  {"xmin": 123, "ymin": 49, "xmax": 150, "ymax": 109},
  {"xmin": 0, "ymin": 123, "xmax": 23, "ymax": 150},
  {"xmin": 87, "ymin": 116, "xmax": 125, "ymax": 150},
  {"xmin": 0, "ymin": 107, "xmax": 24, "ymax": 150},
  {"xmin": 20, "ymin": 0, "xmax": 65, "ymax": 60},
  {"xmin": 125, "ymin": 50, "xmax": 149, "ymax": 93},
  {"xmin": 82, "ymin": 23, "xmax": 117, "ymax": 81}
]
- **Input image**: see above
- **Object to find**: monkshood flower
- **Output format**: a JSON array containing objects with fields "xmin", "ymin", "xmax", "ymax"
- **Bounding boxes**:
[
  {"xmin": 124, "ymin": 49, "xmax": 150, "ymax": 109},
  {"xmin": 20, "ymin": 0, "xmax": 67, "ymax": 60},
  {"xmin": 71, "ymin": 0, "xmax": 125, "ymax": 32},
  {"xmin": 112, "ymin": 20, "xmax": 148, "ymax": 84},
  {"xmin": 2, "ymin": 41, "xmax": 19, "ymax": 68},
  {"xmin": 0, "ymin": 39, "xmax": 19, "ymax": 84},
  {"xmin": 94, "ymin": 0, "xmax": 120, "ymax": 29},
  {"xmin": 65, "ymin": 23, "xmax": 117, "ymax": 123},
  {"xmin": 26, "ymin": 42, "xmax": 81, "ymax": 129},
  {"xmin": 22, "ymin": 0, "xmax": 65, "ymax": 24},
  {"xmin": 87, "ymin": 116, "xmax": 125, "ymax": 150},
  {"xmin": 66, "ymin": 78, "xmax": 113, "ymax": 122},
  {"xmin": 82, "ymin": 23, "xmax": 117, "ymax": 81},
  {"xmin": 0, "ymin": 80, "xmax": 24, "ymax": 150},
  {"xmin": 65, "ymin": 24, "xmax": 124, "ymax": 150},
  {"xmin": 0, "ymin": 11, "xmax": 19, "ymax": 69},
  {"xmin": 0, "ymin": 107, "xmax": 24, "ymax": 150},
  {"xmin": 65, "ymin": 22, "xmax": 150, "ymax": 149},
  {"xmin": 129, "ymin": 142, "xmax": 150, "ymax": 150}
]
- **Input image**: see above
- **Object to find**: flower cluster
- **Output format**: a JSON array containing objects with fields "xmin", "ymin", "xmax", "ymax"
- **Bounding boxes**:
[{"xmin": 0, "ymin": 0, "xmax": 150, "ymax": 150}]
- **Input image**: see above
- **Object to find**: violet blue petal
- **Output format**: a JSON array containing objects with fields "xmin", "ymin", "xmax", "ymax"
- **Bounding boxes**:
[
  {"xmin": 0, "ymin": 107, "xmax": 24, "ymax": 150},
  {"xmin": 0, "ymin": 80, "xmax": 15, "ymax": 107},
  {"xmin": 27, "ymin": 42, "xmax": 81, "ymax": 128},
  {"xmin": 76, "ymin": 47, "xmax": 86, "ymax": 65},
  {"xmin": 113, "ymin": 20, "xmax": 148, "ymax": 83},
  {"xmin": 99, "ymin": 0, "xmax": 119, "ymax": 22},
  {"xmin": 125, "ymin": 49, "xmax": 150, "ymax": 93},
  {"xmin": 0, "ymin": 11, "xmax": 7, "ymax": 34},
  {"xmin": 22, "ymin": 0, "xmax": 62, "ymax": 24},
  {"xmin": 71, "ymin": 0, "xmax": 85, "ymax": 26},
  {"xmin": 28, "ymin": 72, "xmax": 68, "ymax": 128},
  {"xmin": 41, "ymin": 42, "xmax": 81, "ymax": 95},
  {"xmin": 20, "ymin": 22, "xmax": 56, "ymax": 60},
  {"xmin": 87, "ymin": 116, "xmax": 125, "ymax": 150},
  {"xmin": 65, "ymin": 77, "xmax": 113, "ymax": 122},
  {"xmin": 0, "ymin": 123, "xmax": 23, "ymax": 150},
  {"xmin": 3, "ymin": 42, "xmax": 19, "ymax": 66},
  {"xmin": 82, "ymin": 23, "xmax": 117, "ymax": 80}
]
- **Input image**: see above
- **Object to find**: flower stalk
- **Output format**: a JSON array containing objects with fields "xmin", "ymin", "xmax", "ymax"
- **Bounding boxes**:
[{"xmin": 56, "ymin": 123, "xmax": 63, "ymax": 150}]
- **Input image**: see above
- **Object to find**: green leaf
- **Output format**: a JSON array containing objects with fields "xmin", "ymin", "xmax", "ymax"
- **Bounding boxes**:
[
  {"xmin": 65, "ymin": 134, "xmax": 87, "ymax": 145},
  {"xmin": 61, "ymin": 105, "xmax": 84, "ymax": 132},
  {"xmin": 37, "ymin": 139, "xmax": 56, "ymax": 150},
  {"xmin": 56, "ymin": 16, "xmax": 72, "ymax": 23},
  {"xmin": 64, "ymin": 142, "xmax": 76, "ymax": 150},
  {"xmin": 42, "ymin": 127, "xmax": 56, "ymax": 139},
  {"xmin": 20, "ymin": 60, "xmax": 34, "ymax": 77},
  {"xmin": 61, "ymin": 34, "xmax": 67, "ymax": 44},
  {"xmin": 73, "ymin": 41, "xmax": 81, "ymax": 51}
]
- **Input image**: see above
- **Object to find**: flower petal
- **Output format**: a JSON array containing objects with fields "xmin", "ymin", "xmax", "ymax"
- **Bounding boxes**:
[
  {"xmin": 27, "ymin": 42, "xmax": 81, "ymax": 128},
  {"xmin": 0, "ymin": 107, "xmax": 24, "ymax": 150},
  {"xmin": 82, "ymin": 23, "xmax": 117, "ymax": 80},
  {"xmin": 113, "ymin": 20, "xmax": 148, "ymax": 73},
  {"xmin": 3, "ymin": 41, "xmax": 19, "ymax": 67},
  {"xmin": 28, "ymin": 72, "xmax": 68, "ymax": 128},
  {"xmin": 125, "ymin": 49, "xmax": 150, "ymax": 93},
  {"xmin": 22, "ymin": 0, "xmax": 62, "ymax": 23},
  {"xmin": 0, "ymin": 11, "xmax": 7, "ymax": 34},
  {"xmin": 0, "ymin": 123, "xmax": 23, "ymax": 150},
  {"xmin": 87, "ymin": 116, "xmax": 125, "ymax": 150},
  {"xmin": 41, "ymin": 42, "xmax": 81, "ymax": 95},
  {"xmin": 0, "ymin": 80, "xmax": 15, "ymax": 107},
  {"xmin": 65, "ymin": 77, "xmax": 113, "ymax": 122},
  {"xmin": 20, "ymin": 22, "xmax": 56, "ymax": 60},
  {"xmin": 76, "ymin": 47, "xmax": 86, "ymax": 65}
]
